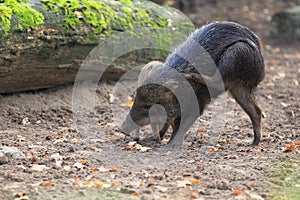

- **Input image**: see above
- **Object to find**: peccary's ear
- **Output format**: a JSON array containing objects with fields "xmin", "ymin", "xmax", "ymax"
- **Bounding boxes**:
[{"xmin": 139, "ymin": 61, "xmax": 164, "ymax": 80}]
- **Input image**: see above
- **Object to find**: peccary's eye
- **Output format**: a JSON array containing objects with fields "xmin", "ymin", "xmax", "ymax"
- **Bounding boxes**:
[{"xmin": 143, "ymin": 105, "xmax": 152, "ymax": 109}]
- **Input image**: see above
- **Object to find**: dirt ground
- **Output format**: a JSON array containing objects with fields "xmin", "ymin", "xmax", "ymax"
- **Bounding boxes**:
[{"xmin": 0, "ymin": 0, "xmax": 300, "ymax": 200}]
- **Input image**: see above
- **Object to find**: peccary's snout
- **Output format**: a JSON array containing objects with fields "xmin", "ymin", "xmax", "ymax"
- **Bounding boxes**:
[
  {"xmin": 119, "ymin": 111, "xmax": 151, "ymax": 136},
  {"xmin": 119, "ymin": 114, "xmax": 139, "ymax": 136}
]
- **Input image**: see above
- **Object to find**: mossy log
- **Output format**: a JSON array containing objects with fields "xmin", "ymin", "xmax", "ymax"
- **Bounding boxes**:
[
  {"xmin": 270, "ymin": 6, "xmax": 300, "ymax": 42},
  {"xmin": 0, "ymin": 0, "xmax": 194, "ymax": 93}
]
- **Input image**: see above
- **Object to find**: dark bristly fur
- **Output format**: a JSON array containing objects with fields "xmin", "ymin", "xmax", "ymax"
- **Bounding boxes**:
[{"xmin": 120, "ymin": 21, "xmax": 265, "ymax": 148}]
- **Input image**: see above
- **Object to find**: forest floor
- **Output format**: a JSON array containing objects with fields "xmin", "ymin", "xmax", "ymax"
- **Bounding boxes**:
[{"xmin": 0, "ymin": 0, "xmax": 299, "ymax": 200}]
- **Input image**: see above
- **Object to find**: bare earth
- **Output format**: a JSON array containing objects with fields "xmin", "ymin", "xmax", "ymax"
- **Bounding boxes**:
[{"xmin": 0, "ymin": 1, "xmax": 299, "ymax": 200}]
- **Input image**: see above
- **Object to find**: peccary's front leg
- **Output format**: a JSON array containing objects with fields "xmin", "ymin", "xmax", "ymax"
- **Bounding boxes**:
[
  {"xmin": 166, "ymin": 115, "xmax": 198, "ymax": 149},
  {"xmin": 168, "ymin": 117, "xmax": 181, "ymax": 142},
  {"xmin": 146, "ymin": 122, "xmax": 170, "ymax": 142}
]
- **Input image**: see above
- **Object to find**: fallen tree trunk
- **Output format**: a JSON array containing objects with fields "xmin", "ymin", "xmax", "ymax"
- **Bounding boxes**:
[
  {"xmin": 270, "ymin": 6, "xmax": 300, "ymax": 42},
  {"xmin": 0, "ymin": 0, "xmax": 194, "ymax": 93}
]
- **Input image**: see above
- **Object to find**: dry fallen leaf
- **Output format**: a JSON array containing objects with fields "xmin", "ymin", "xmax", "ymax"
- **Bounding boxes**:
[
  {"xmin": 232, "ymin": 187, "xmax": 242, "ymax": 195},
  {"xmin": 176, "ymin": 178, "xmax": 191, "ymax": 188},
  {"xmin": 244, "ymin": 190, "xmax": 264, "ymax": 200},
  {"xmin": 284, "ymin": 141, "xmax": 300, "ymax": 151},
  {"xmin": 199, "ymin": 162, "xmax": 205, "ymax": 171},
  {"xmin": 190, "ymin": 191, "xmax": 199, "ymax": 199},
  {"xmin": 74, "ymin": 176, "xmax": 80, "ymax": 183},
  {"xmin": 277, "ymin": 72, "xmax": 285, "ymax": 78},
  {"xmin": 219, "ymin": 139, "xmax": 229, "ymax": 144},
  {"xmin": 148, "ymin": 177, "xmax": 155, "ymax": 183},
  {"xmin": 25, "ymin": 152, "xmax": 33, "ymax": 159},
  {"xmin": 190, "ymin": 178, "xmax": 201, "ymax": 184},
  {"xmin": 225, "ymin": 155, "xmax": 239, "ymax": 159},
  {"xmin": 187, "ymin": 159, "xmax": 195, "ymax": 164},
  {"xmin": 198, "ymin": 127, "xmax": 204, "ymax": 132},
  {"xmin": 232, "ymin": 188, "xmax": 242, "ymax": 196},
  {"xmin": 22, "ymin": 117, "xmax": 30, "ymax": 126},
  {"xmin": 109, "ymin": 93, "xmax": 115, "ymax": 103},
  {"xmin": 84, "ymin": 180, "xmax": 92, "ymax": 185},
  {"xmin": 17, "ymin": 135, "xmax": 26, "ymax": 142},
  {"xmin": 208, "ymin": 147, "xmax": 220, "ymax": 152},
  {"xmin": 93, "ymin": 181, "xmax": 103, "ymax": 188},
  {"xmin": 182, "ymin": 172, "xmax": 192, "ymax": 177},
  {"xmin": 202, "ymin": 133, "xmax": 208, "ymax": 140},
  {"xmin": 134, "ymin": 144, "xmax": 143, "ymax": 150},
  {"xmin": 90, "ymin": 168, "xmax": 98, "ymax": 173},
  {"xmin": 292, "ymin": 79, "xmax": 299, "ymax": 86},
  {"xmin": 53, "ymin": 138, "xmax": 67, "ymax": 144},
  {"xmin": 98, "ymin": 166, "xmax": 109, "ymax": 172},
  {"xmin": 127, "ymin": 98, "xmax": 134, "ymax": 108},
  {"xmin": 99, "ymin": 121, "xmax": 107, "ymax": 126},
  {"xmin": 44, "ymin": 182, "xmax": 51, "ymax": 188},
  {"xmin": 50, "ymin": 153, "xmax": 63, "ymax": 161},
  {"xmin": 128, "ymin": 141, "xmax": 137, "ymax": 146},
  {"xmin": 154, "ymin": 185, "xmax": 168, "ymax": 193},
  {"xmin": 111, "ymin": 183, "xmax": 117, "ymax": 187},
  {"xmin": 268, "ymin": 59, "xmax": 276, "ymax": 66},
  {"xmin": 80, "ymin": 160, "xmax": 86, "ymax": 165},
  {"xmin": 63, "ymin": 166, "xmax": 71, "ymax": 172},
  {"xmin": 236, "ymin": 148, "xmax": 253, "ymax": 153},
  {"xmin": 73, "ymin": 162, "xmax": 85, "ymax": 169},
  {"xmin": 103, "ymin": 183, "xmax": 113, "ymax": 188},
  {"xmin": 130, "ymin": 180, "xmax": 142, "ymax": 187},
  {"xmin": 31, "ymin": 164, "xmax": 49, "ymax": 172},
  {"xmin": 55, "ymin": 160, "xmax": 63, "ymax": 167},
  {"xmin": 256, "ymin": 154, "xmax": 263, "ymax": 158},
  {"xmin": 109, "ymin": 168, "xmax": 118, "ymax": 172},
  {"xmin": 106, "ymin": 136, "xmax": 115, "ymax": 141},
  {"xmin": 14, "ymin": 192, "xmax": 26, "ymax": 197},
  {"xmin": 132, "ymin": 192, "xmax": 139, "ymax": 196},
  {"xmin": 140, "ymin": 146, "xmax": 151, "ymax": 152},
  {"xmin": 118, "ymin": 133, "xmax": 125, "ymax": 140},
  {"xmin": 124, "ymin": 145, "xmax": 133, "ymax": 150}
]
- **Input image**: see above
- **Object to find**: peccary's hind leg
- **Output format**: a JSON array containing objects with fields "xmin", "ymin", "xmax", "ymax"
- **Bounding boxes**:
[{"xmin": 229, "ymin": 87, "xmax": 262, "ymax": 146}]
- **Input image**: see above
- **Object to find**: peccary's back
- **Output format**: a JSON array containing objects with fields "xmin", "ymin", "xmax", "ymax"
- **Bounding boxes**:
[
  {"xmin": 165, "ymin": 21, "xmax": 262, "ymax": 74},
  {"xmin": 194, "ymin": 22, "xmax": 260, "ymax": 63}
]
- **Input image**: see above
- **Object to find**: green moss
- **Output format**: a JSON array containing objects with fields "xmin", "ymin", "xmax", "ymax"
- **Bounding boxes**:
[
  {"xmin": 0, "ymin": 4, "xmax": 12, "ymax": 33},
  {"xmin": 0, "ymin": 0, "xmax": 44, "ymax": 33},
  {"xmin": 43, "ymin": 0, "xmax": 82, "ymax": 31},
  {"xmin": 41, "ymin": 0, "xmax": 174, "ymax": 38},
  {"xmin": 134, "ymin": 8, "xmax": 151, "ymax": 25},
  {"xmin": 119, "ymin": 0, "xmax": 133, "ymax": 6}
]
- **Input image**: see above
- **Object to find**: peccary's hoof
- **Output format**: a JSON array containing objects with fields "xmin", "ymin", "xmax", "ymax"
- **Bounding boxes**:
[
  {"xmin": 164, "ymin": 142, "xmax": 182, "ymax": 150},
  {"xmin": 251, "ymin": 138, "xmax": 260, "ymax": 146}
]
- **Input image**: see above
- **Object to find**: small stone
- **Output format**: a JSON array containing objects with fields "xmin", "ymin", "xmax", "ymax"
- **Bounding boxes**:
[
  {"xmin": 0, "ymin": 152, "xmax": 9, "ymax": 165},
  {"xmin": 63, "ymin": 165, "xmax": 71, "ymax": 172},
  {"xmin": 0, "ymin": 146, "xmax": 25, "ymax": 163}
]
